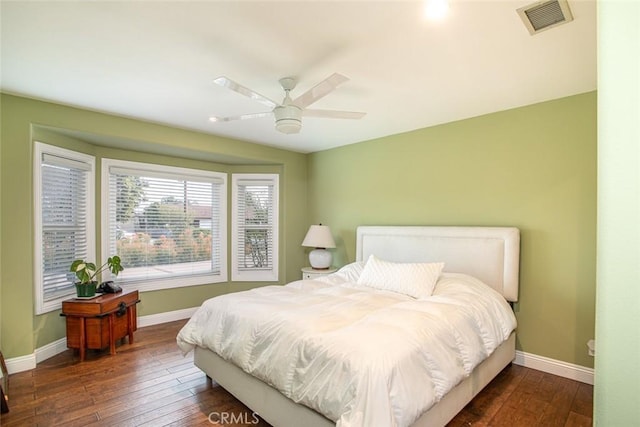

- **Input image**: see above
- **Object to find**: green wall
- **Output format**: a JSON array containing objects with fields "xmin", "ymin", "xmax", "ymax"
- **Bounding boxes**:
[
  {"xmin": 0, "ymin": 90, "xmax": 598, "ymax": 373},
  {"xmin": 308, "ymin": 92, "xmax": 597, "ymax": 368},
  {"xmin": 595, "ymin": 1, "xmax": 640, "ymax": 424},
  {"xmin": 0, "ymin": 94, "xmax": 308, "ymax": 358}
]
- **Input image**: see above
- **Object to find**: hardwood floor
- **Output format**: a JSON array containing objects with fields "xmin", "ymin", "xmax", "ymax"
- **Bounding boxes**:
[{"xmin": 1, "ymin": 320, "xmax": 593, "ymax": 426}]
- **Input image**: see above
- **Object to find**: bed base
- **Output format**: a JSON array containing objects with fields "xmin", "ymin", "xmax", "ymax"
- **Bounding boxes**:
[{"xmin": 194, "ymin": 332, "xmax": 516, "ymax": 427}]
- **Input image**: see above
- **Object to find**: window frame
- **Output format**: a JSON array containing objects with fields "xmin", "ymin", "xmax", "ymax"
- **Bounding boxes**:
[
  {"xmin": 231, "ymin": 173, "xmax": 280, "ymax": 282},
  {"xmin": 101, "ymin": 158, "xmax": 227, "ymax": 292},
  {"xmin": 33, "ymin": 142, "xmax": 96, "ymax": 314}
]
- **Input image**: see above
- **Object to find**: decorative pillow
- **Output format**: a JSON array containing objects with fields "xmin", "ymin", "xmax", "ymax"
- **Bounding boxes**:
[{"xmin": 357, "ymin": 255, "xmax": 444, "ymax": 299}]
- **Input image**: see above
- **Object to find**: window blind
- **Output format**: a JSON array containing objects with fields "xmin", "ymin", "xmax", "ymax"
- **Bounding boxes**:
[
  {"xmin": 40, "ymin": 153, "xmax": 92, "ymax": 301},
  {"xmin": 106, "ymin": 163, "xmax": 225, "ymax": 283}
]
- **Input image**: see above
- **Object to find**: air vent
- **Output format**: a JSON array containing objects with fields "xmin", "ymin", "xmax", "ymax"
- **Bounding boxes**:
[{"xmin": 517, "ymin": 0, "xmax": 574, "ymax": 35}]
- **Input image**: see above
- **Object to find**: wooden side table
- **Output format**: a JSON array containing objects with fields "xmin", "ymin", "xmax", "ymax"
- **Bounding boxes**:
[{"xmin": 61, "ymin": 290, "xmax": 140, "ymax": 361}]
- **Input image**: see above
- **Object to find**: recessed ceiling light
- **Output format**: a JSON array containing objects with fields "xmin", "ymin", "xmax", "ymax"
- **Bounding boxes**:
[{"xmin": 424, "ymin": 0, "xmax": 449, "ymax": 20}]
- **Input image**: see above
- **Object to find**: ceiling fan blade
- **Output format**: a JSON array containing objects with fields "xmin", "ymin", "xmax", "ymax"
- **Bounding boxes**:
[
  {"xmin": 213, "ymin": 76, "xmax": 278, "ymax": 109},
  {"xmin": 209, "ymin": 112, "xmax": 273, "ymax": 123},
  {"xmin": 292, "ymin": 73, "xmax": 350, "ymax": 109},
  {"xmin": 303, "ymin": 109, "xmax": 366, "ymax": 120}
]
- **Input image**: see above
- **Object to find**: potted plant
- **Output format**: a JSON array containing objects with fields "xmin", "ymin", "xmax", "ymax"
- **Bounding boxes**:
[{"xmin": 70, "ymin": 256, "xmax": 124, "ymax": 297}]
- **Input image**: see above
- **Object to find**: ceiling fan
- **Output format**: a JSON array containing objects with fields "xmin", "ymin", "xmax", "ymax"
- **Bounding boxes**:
[{"xmin": 209, "ymin": 73, "xmax": 366, "ymax": 134}]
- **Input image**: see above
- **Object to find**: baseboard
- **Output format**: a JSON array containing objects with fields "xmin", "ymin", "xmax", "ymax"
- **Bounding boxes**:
[
  {"xmin": 4, "ymin": 337, "xmax": 70, "ymax": 374},
  {"xmin": 137, "ymin": 306, "xmax": 198, "ymax": 328},
  {"xmin": 35, "ymin": 337, "xmax": 68, "ymax": 364},
  {"xmin": 5, "ymin": 306, "xmax": 199, "ymax": 374},
  {"xmin": 4, "ymin": 353, "xmax": 36, "ymax": 375},
  {"xmin": 514, "ymin": 350, "xmax": 594, "ymax": 385}
]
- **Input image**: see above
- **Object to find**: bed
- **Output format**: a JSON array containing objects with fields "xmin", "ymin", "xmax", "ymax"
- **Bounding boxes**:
[{"xmin": 177, "ymin": 225, "xmax": 520, "ymax": 427}]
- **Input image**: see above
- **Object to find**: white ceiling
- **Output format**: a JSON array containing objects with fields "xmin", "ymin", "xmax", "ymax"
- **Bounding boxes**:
[{"xmin": 0, "ymin": 0, "xmax": 596, "ymax": 154}]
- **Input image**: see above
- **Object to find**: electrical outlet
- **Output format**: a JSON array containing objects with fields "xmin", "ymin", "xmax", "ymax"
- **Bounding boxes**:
[{"xmin": 587, "ymin": 339, "xmax": 595, "ymax": 356}]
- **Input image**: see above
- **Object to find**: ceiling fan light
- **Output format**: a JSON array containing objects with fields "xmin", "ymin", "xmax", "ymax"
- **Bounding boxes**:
[
  {"xmin": 276, "ymin": 118, "xmax": 302, "ymax": 134},
  {"xmin": 274, "ymin": 104, "xmax": 302, "ymax": 134}
]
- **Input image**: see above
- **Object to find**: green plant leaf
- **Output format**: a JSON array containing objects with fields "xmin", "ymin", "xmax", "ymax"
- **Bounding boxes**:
[{"xmin": 70, "ymin": 259, "xmax": 84, "ymax": 272}]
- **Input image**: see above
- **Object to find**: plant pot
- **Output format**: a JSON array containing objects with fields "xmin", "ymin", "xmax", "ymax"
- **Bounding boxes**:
[{"xmin": 75, "ymin": 282, "xmax": 97, "ymax": 298}]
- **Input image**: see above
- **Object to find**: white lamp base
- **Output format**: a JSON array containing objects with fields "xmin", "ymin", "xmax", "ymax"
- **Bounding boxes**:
[{"xmin": 309, "ymin": 248, "xmax": 332, "ymax": 269}]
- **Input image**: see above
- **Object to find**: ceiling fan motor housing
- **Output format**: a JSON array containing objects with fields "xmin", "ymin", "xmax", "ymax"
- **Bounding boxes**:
[{"xmin": 274, "ymin": 104, "xmax": 302, "ymax": 134}]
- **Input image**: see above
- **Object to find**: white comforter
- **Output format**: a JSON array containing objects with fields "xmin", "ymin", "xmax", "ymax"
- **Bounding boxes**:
[{"xmin": 177, "ymin": 270, "xmax": 516, "ymax": 427}]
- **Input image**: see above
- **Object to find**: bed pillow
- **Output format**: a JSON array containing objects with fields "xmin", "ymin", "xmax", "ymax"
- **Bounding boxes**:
[
  {"xmin": 357, "ymin": 255, "xmax": 444, "ymax": 299},
  {"xmin": 335, "ymin": 261, "xmax": 366, "ymax": 282}
]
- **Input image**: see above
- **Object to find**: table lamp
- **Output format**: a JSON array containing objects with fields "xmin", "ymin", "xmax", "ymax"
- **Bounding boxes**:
[{"xmin": 302, "ymin": 224, "xmax": 336, "ymax": 269}]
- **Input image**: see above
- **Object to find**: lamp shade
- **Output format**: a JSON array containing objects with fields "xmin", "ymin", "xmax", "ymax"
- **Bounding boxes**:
[{"xmin": 301, "ymin": 225, "xmax": 336, "ymax": 249}]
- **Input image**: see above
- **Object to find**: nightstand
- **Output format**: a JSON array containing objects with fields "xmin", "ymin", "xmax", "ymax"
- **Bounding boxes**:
[{"xmin": 301, "ymin": 267, "xmax": 337, "ymax": 280}]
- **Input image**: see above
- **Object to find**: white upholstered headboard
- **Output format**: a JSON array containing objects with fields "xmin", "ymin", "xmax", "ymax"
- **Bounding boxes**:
[{"xmin": 356, "ymin": 226, "xmax": 520, "ymax": 302}]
